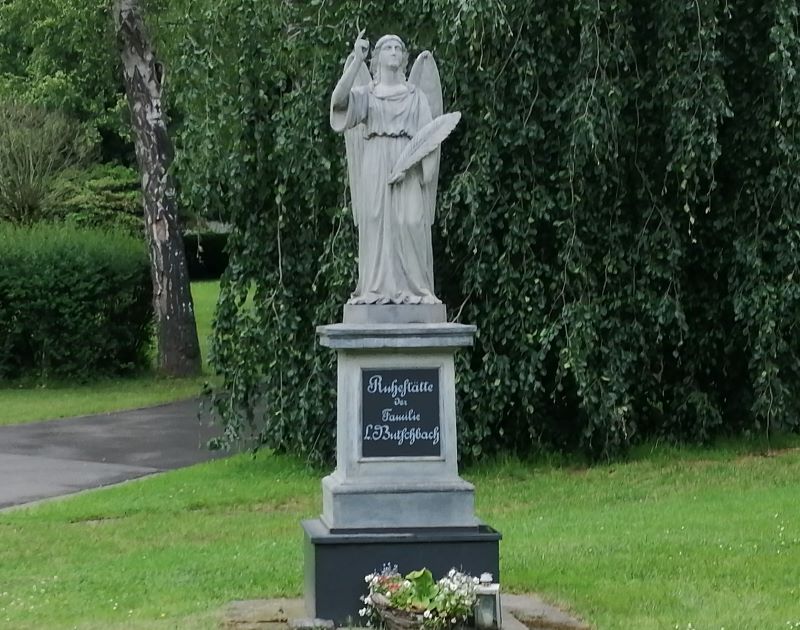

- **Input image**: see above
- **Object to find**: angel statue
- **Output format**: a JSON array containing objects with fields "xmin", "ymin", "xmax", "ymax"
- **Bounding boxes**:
[{"xmin": 331, "ymin": 31, "xmax": 460, "ymax": 306}]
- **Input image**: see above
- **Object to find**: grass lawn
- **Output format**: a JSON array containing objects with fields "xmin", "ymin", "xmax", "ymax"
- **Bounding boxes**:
[
  {"xmin": 0, "ymin": 280, "xmax": 219, "ymax": 426},
  {"xmin": 1, "ymin": 440, "xmax": 799, "ymax": 629}
]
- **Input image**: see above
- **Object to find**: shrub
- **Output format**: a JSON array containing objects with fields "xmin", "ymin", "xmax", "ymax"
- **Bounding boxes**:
[
  {"xmin": 0, "ymin": 224, "xmax": 152, "ymax": 380},
  {"xmin": 46, "ymin": 163, "xmax": 143, "ymax": 236},
  {"xmin": 0, "ymin": 101, "xmax": 90, "ymax": 224}
]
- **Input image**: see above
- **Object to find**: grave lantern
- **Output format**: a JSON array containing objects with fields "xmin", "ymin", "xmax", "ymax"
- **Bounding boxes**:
[{"xmin": 474, "ymin": 572, "xmax": 502, "ymax": 630}]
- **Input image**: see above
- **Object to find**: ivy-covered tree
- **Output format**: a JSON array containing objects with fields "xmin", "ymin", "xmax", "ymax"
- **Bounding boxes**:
[{"xmin": 167, "ymin": 0, "xmax": 800, "ymax": 462}]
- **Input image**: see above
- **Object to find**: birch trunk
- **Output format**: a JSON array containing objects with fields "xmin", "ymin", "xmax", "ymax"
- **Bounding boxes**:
[{"xmin": 114, "ymin": 0, "xmax": 201, "ymax": 377}]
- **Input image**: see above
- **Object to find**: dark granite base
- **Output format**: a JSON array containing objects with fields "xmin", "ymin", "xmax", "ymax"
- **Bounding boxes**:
[{"xmin": 302, "ymin": 519, "xmax": 501, "ymax": 625}]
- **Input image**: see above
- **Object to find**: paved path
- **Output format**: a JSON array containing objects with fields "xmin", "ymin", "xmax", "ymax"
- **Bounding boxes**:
[{"xmin": 0, "ymin": 399, "xmax": 226, "ymax": 509}]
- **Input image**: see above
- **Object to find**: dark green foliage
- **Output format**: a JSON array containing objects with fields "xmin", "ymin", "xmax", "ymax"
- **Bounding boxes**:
[
  {"xmin": 45, "ymin": 164, "xmax": 143, "ymax": 236},
  {"xmin": 0, "ymin": 225, "xmax": 152, "ymax": 381},
  {"xmin": 183, "ymin": 232, "xmax": 230, "ymax": 280},
  {"xmin": 0, "ymin": 0, "xmax": 130, "ymax": 163},
  {"xmin": 168, "ymin": 0, "xmax": 800, "ymax": 463}
]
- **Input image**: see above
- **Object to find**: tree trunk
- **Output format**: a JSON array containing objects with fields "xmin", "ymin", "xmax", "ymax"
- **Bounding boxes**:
[{"xmin": 113, "ymin": 0, "xmax": 201, "ymax": 377}]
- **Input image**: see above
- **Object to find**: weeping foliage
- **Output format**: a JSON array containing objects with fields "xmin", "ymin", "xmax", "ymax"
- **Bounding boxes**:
[{"xmin": 167, "ymin": 0, "xmax": 800, "ymax": 462}]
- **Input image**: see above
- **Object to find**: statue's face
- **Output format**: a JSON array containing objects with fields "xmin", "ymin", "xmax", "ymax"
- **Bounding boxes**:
[{"xmin": 378, "ymin": 38, "xmax": 404, "ymax": 71}]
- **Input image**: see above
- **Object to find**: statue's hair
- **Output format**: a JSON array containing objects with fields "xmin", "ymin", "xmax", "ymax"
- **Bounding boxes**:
[{"xmin": 370, "ymin": 34, "xmax": 409, "ymax": 83}]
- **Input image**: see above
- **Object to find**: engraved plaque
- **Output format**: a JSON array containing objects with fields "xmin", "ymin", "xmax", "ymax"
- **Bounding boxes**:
[{"xmin": 361, "ymin": 368, "xmax": 440, "ymax": 458}]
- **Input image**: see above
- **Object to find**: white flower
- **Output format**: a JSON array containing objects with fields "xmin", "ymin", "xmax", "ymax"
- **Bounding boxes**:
[
  {"xmin": 365, "ymin": 573, "xmax": 375, "ymax": 583},
  {"xmin": 448, "ymin": 569, "xmax": 456, "ymax": 578},
  {"xmin": 359, "ymin": 608, "xmax": 368, "ymax": 617},
  {"xmin": 423, "ymin": 610, "xmax": 432, "ymax": 619}
]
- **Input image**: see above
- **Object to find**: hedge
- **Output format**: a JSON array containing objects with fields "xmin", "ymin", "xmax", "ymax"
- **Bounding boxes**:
[
  {"xmin": 46, "ymin": 163, "xmax": 144, "ymax": 237},
  {"xmin": 0, "ymin": 224, "xmax": 152, "ymax": 380}
]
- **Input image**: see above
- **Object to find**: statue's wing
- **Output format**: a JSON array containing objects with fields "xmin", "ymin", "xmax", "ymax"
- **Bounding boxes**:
[
  {"xmin": 409, "ymin": 51, "xmax": 443, "ymax": 224},
  {"xmin": 409, "ymin": 51, "xmax": 443, "ymax": 118},
  {"xmin": 341, "ymin": 54, "xmax": 371, "ymax": 226}
]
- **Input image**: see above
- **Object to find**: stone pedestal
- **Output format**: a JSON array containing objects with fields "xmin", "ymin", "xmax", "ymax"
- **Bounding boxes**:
[{"xmin": 305, "ymin": 321, "xmax": 500, "ymax": 623}]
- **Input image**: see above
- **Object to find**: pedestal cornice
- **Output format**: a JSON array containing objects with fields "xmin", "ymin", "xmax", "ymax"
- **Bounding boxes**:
[{"xmin": 316, "ymin": 323, "xmax": 477, "ymax": 350}]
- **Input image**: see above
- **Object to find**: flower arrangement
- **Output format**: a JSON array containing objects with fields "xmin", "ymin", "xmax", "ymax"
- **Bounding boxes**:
[{"xmin": 360, "ymin": 565, "xmax": 479, "ymax": 630}]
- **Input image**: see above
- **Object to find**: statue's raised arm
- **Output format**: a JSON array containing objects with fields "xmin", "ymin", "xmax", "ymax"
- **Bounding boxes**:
[
  {"xmin": 331, "ymin": 32, "xmax": 372, "ymax": 228},
  {"xmin": 330, "ymin": 34, "xmax": 460, "ymax": 307}
]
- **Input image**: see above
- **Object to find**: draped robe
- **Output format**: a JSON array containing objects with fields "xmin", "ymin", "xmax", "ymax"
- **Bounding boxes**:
[{"xmin": 331, "ymin": 83, "xmax": 440, "ymax": 305}]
